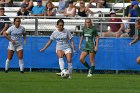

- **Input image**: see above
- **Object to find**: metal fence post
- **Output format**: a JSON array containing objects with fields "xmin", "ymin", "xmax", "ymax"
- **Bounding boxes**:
[{"xmin": 35, "ymin": 17, "xmax": 38, "ymax": 36}]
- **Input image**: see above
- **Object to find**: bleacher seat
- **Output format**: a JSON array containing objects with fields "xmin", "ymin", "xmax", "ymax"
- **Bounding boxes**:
[
  {"xmin": 4, "ymin": 7, "xmax": 19, "ymax": 12},
  {"xmin": 107, "ymin": 3, "xmax": 131, "ymax": 9}
]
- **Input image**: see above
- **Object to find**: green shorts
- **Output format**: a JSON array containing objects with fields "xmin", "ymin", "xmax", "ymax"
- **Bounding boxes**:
[{"xmin": 82, "ymin": 48, "xmax": 96, "ymax": 54}]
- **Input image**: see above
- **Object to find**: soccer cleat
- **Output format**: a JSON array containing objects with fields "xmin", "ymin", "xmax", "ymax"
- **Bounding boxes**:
[
  {"xmin": 88, "ymin": 69, "xmax": 91, "ymax": 74},
  {"xmin": 20, "ymin": 71, "xmax": 24, "ymax": 74},
  {"xmin": 87, "ymin": 69, "xmax": 92, "ymax": 77},
  {"xmin": 68, "ymin": 76, "xmax": 72, "ymax": 79},
  {"xmin": 56, "ymin": 72, "xmax": 61, "ymax": 76},
  {"xmin": 87, "ymin": 73, "xmax": 92, "ymax": 77},
  {"xmin": 5, "ymin": 70, "xmax": 8, "ymax": 73}
]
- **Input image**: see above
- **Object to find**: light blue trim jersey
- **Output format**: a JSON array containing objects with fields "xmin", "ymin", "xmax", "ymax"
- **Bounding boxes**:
[
  {"xmin": 6, "ymin": 25, "xmax": 25, "ymax": 47},
  {"xmin": 50, "ymin": 28, "xmax": 72, "ymax": 50}
]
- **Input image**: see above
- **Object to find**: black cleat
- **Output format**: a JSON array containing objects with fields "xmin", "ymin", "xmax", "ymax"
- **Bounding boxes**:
[
  {"xmin": 20, "ymin": 71, "xmax": 24, "ymax": 74},
  {"xmin": 5, "ymin": 70, "xmax": 8, "ymax": 73}
]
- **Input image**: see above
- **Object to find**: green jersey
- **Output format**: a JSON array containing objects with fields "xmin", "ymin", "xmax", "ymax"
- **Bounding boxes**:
[
  {"xmin": 82, "ymin": 26, "xmax": 98, "ymax": 52},
  {"xmin": 138, "ymin": 30, "xmax": 140, "ymax": 37}
]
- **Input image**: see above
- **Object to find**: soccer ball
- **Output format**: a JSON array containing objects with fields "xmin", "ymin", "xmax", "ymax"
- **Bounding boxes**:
[{"xmin": 61, "ymin": 69, "xmax": 69, "ymax": 78}]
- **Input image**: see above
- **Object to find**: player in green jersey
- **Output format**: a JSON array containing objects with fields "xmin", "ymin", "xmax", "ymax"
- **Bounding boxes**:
[
  {"xmin": 79, "ymin": 18, "xmax": 99, "ymax": 77},
  {"xmin": 129, "ymin": 19, "xmax": 140, "ymax": 64}
]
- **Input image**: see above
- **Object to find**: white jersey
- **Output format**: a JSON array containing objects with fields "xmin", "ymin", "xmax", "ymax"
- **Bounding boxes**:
[
  {"xmin": 6, "ymin": 25, "xmax": 25, "ymax": 47},
  {"xmin": 50, "ymin": 28, "xmax": 72, "ymax": 50}
]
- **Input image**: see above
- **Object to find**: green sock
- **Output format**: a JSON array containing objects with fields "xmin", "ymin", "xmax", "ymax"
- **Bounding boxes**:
[
  {"xmin": 90, "ymin": 66, "xmax": 95, "ymax": 74},
  {"xmin": 83, "ymin": 61, "xmax": 90, "ymax": 69}
]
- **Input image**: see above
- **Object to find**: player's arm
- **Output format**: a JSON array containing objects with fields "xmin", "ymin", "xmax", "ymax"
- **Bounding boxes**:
[
  {"xmin": 79, "ymin": 35, "xmax": 84, "ymax": 50},
  {"xmin": 40, "ymin": 39, "xmax": 53, "ymax": 52},
  {"xmin": 3, "ymin": 31, "xmax": 15, "ymax": 44},
  {"xmin": 70, "ymin": 38, "xmax": 76, "ymax": 53},
  {"xmin": 0, "ymin": 23, "xmax": 9, "ymax": 35},
  {"xmin": 94, "ymin": 36, "xmax": 99, "ymax": 52},
  {"xmin": 129, "ymin": 36, "xmax": 140, "ymax": 46},
  {"xmin": 117, "ymin": 23, "xmax": 124, "ymax": 33},
  {"xmin": 23, "ymin": 32, "xmax": 26, "ymax": 44}
]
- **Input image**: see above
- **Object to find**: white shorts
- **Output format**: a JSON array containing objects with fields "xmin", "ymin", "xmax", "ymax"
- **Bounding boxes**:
[
  {"xmin": 56, "ymin": 48, "xmax": 72, "ymax": 54},
  {"xmin": 8, "ymin": 44, "xmax": 23, "ymax": 51}
]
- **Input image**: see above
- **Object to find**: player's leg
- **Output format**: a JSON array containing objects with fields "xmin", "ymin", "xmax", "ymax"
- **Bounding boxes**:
[
  {"xmin": 5, "ymin": 50, "xmax": 14, "ymax": 73},
  {"xmin": 102, "ymin": 32, "xmax": 111, "ymax": 37},
  {"xmin": 65, "ymin": 48, "xmax": 72, "ymax": 79},
  {"xmin": 79, "ymin": 51, "xmax": 90, "ymax": 69},
  {"xmin": 17, "ymin": 48, "xmax": 24, "ymax": 73},
  {"xmin": 88, "ymin": 51, "xmax": 96, "ymax": 77},
  {"xmin": 57, "ymin": 50, "xmax": 65, "ymax": 71},
  {"xmin": 136, "ymin": 56, "xmax": 140, "ymax": 65}
]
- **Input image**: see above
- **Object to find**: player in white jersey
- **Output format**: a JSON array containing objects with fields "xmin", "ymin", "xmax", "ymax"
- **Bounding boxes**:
[
  {"xmin": 3, "ymin": 17, "xmax": 26, "ymax": 73},
  {"xmin": 40, "ymin": 19, "xmax": 76, "ymax": 79}
]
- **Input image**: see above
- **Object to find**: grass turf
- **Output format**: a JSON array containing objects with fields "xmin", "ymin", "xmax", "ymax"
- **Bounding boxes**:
[{"xmin": 0, "ymin": 72, "xmax": 140, "ymax": 93}]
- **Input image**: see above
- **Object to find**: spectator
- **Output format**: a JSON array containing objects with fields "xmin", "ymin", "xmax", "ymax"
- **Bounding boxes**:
[
  {"xmin": 77, "ymin": 1, "xmax": 94, "ymax": 17},
  {"xmin": 44, "ymin": 1, "xmax": 56, "ymax": 16},
  {"xmin": 21, "ymin": 0, "xmax": 34, "ymax": 11},
  {"xmin": 86, "ymin": 0, "xmax": 96, "ymax": 8},
  {"xmin": 64, "ymin": 1, "xmax": 76, "ymax": 17},
  {"xmin": 124, "ymin": 0, "xmax": 140, "ymax": 17},
  {"xmin": 103, "ymin": 11, "xmax": 124, "ymax": 37},
  {"xmin": 31, "ymin": 0, "xmax": 45, "ymax": 16},
  {"xmin": 17, "ymin": 4, "xmax": 29, "ymax": 16},
  {"xmin": 0, "ymin": 7, "xmax": 10, "ymax": 35},
  {"xmin": 92, "ymin": 0, "xmax": 107, "ymax": 8},
  {"xmin": 42, "ymin": 0, "xmax": 54, "ymax": 6},
  {"xmin": 128, "ymin": 1, "xmax": 140, "ymax": 37},
  {"xmin": 120, "ymin": 20, "xmax": 130, "ymax": 37},
  {"xmin": 58, "ymin": 0, "xmax": 69, "ymax": 14},
  {"xmin": 0, "ymin": 0, "xmax": 13, "ymax": 7}
]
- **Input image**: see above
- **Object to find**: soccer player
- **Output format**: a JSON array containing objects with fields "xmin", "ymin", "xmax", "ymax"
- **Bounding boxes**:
[
  {"xmin": 40, "ymin": 19, "xmax": 76, "ymax": 79},
  {"xmin": 3, "ymin": 17, "xmax": 26, "ymax": 73},
  {"xmin": 129, "ymin": 19, "xmax": 140, "ymax": 64},
  {"xmin": 79, "ymin": 18, "xmax": 99, "ymax": 77}
]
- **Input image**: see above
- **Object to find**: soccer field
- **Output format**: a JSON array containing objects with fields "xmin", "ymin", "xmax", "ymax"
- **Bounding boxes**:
[{"xmin": 0, "ymin": 72, "xmax": 140, "ymax": 93}]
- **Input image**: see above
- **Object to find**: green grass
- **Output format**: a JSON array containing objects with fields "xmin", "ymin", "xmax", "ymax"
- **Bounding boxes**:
[{"xmin": 0, "ymin": 72, "xmax": 140, "ymax": 93}]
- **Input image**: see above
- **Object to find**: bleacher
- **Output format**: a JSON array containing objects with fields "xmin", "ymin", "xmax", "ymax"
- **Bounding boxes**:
[{"xmin": 1, "ymin": 1, "xmax": 132, "ymax": 35}]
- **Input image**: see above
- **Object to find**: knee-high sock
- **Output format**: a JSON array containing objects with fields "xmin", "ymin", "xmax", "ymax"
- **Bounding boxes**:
[
  {"xmin": 83, "ymin": 61, "xmax": 90, "ymax": 70},
  {"xmin": 59, "ymin": 58, "xmax": 65, "ymax": 71},
  {"xmin": 5, "ymin": 59, "xmax": 10, "ymax": 71},
  {"xmin": 19, "ymin": 59, "xmax": 24, "ymax": 71},
  {"xmin": 68, "ymin": 63, "xmax": 72, "ymax": 76},
  {"xmin": 91, "ymin": 66, "xmax": 95, "ymax": 74}
]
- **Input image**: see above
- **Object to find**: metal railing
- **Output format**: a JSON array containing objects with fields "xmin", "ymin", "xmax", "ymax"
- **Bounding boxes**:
[{"xmin": 0, "ymin": 16, "xmax": 139, "ymax": 36}]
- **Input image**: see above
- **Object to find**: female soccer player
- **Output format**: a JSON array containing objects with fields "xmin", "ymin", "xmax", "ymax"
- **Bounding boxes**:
[
  {"xmin": 3, "ymin": 17, "xmax": 26, "ymax": 73},
  {"xmin": 129, "ymin": 19, "xmax": 140, "ymax": 64},
  {"xmin": 79, "ymin": 18, "xmax": 99, "ymax": 77},
  {"xmin": 40, "ymin": 19, "xmax": 76, "ymax": 79}
]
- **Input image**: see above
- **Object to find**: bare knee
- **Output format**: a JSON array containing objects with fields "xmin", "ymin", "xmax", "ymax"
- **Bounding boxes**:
[
  {"xmin": 136, "ymin": 57, "xmax": 140, "ymax": 65},
  {"xmin": 80, "ymin": 57, "xmax": 84, "ymax": 63},
  {"xmin": 8, "ymin": 55, "xmax": 13, "ymax": 60},
  {"xmin": 8, "ymin": 58, "xmax": 12, "ymax": 60}
]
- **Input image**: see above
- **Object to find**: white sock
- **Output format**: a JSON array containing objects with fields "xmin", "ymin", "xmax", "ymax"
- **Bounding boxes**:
[
  {"xmin": 59, "ymin": 58, "xmax": 65, "ymax": 71},
  {"xmin": 68, "ymin": 63, "xmax": 72, "ymax": 76},
  {"xmin": 5, "ymin": 59, "xmax": 10, "ymax": 71},
  {"xmin": 19, "ymin": 59, "xmax": 24, "ymax": 71}
]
